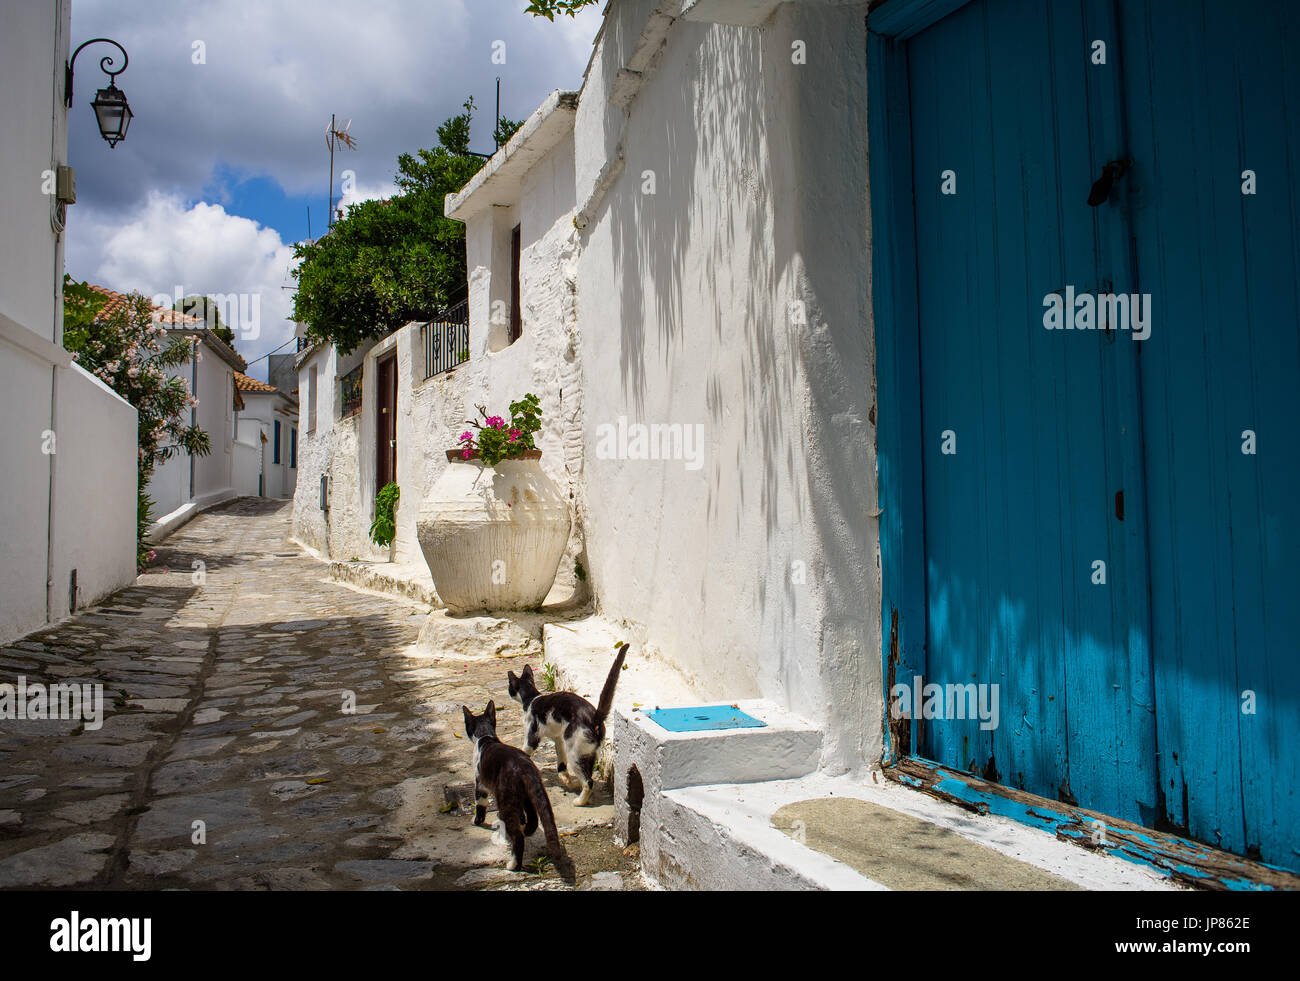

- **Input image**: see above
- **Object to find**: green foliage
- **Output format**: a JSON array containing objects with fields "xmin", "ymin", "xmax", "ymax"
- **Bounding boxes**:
[
  {"xmin": 524, "ymin": 0, "xmax": 599, "ymax": 20},
  {"xmin": 370, "ymin": 482, "xmax": 400, "ymax": 548},
  {"xmin": 62, "ymin": 276, "xmax": 212, "ymax": 569},
  {"xmin": 137, "ymin": 478, "xmax": 156, "ymax": 571},
  {"xmin": 61, "ymin": 277, "xmax": 107, "ymax": 352},
  {"xmin": 541, "ymin": 662, "xmax": 558, "ymax": 693},
  {"xmin": 291, "ymin": 98, "xmax": 487, "ymax": 355},
  {"xmin": 174, "ymin": 295, "xmax": 237, "ymax": 350},
  {"xmin": 494, "ymin": 116, "xmax": 525, "ymax": 148},
  {"xmin": 456, "ymin": 394, "xmax": 543, "ymax": 466}
]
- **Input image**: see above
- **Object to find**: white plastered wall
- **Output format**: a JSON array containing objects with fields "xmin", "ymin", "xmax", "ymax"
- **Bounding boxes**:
[
  {"xmin": 0, "ymin": 0, "xmax": 137, "ymax": 641},
  {"xmin": 572, "ymin": 0, "xmax": 880, "ymax": 772}
]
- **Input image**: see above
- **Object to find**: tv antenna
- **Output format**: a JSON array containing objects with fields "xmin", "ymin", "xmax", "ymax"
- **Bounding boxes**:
[{"xmin": 326, "ymin": 114, "xmax": 357, "ymax": 230}]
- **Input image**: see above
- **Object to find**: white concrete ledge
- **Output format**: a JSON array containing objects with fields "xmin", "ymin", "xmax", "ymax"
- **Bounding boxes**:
[
  {"xmin": 0, "ymin": 310, "xmax": 71, "ymax": 368},
  {"xmin": 658, "ymin": 774, "xmax": 1183, "ymax": 891},
  {"xmin": 444, "ymin": 90, "xmax": 579, "ymax": 222}
]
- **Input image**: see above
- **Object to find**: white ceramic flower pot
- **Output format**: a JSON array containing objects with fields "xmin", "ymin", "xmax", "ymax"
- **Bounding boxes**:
[{"xmin": 416, "ymin": 450, "xmax": 571, "ymax": 613}]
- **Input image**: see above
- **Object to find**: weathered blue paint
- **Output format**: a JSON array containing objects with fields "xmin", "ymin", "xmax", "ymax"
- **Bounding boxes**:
[
  {"xmin": 894, "ymin": 0, "xmax": 1158, "ymax": 825},
  {"xmin": 887, "ymin": 758, "xmax": 1299, "ymax": 891},
  {"xmin": 867, "ymin": 24, "xmax": 926, "ymax": 768},
  {"xmin": 870, "ymin": 0, "xmax": 1300, "ymax": 874},
  {"xmin": 1118, "ymin": 0, "xmax": 1300, "ymax": 874}
]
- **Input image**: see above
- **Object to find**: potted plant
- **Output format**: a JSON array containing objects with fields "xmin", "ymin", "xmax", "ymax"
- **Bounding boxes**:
[{"xmin": 416, "ymin": 394, "xmax": 570, "ymax": 612}]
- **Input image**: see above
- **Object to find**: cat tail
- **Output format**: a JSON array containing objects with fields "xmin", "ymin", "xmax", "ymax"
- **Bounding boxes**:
[
  {"xmin": 596, "ymin": 642, "xmax": 629, "ymax": 722},
  {"xmin": 524, "ymin": 767, "xmax": 575, "ymax": 884}
]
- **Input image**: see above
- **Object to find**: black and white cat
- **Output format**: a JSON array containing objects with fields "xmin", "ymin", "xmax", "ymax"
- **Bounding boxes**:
[
  {"xmin": 507, "ymin": 642, "xmax": 629, "ymax": 806},
  {"xmin": 462, "ymin": 700, "xmax": 573, "ymax": 879}
]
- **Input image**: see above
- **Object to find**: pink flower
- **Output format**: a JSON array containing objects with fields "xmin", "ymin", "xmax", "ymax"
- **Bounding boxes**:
[
  {"xmin": 459, "ymin": 431, "xmax": 473, "ymax": 443},
  {"xmin": 508, "ymin": 428, "xmax": 521, "ymax": 442},
  {"xmin": 485, "ymin": 415, "xmax": 505, "ymax": 429},
  {"xmin": 462, "ymin": 448, "xmax": 471, "ymax": 459}
]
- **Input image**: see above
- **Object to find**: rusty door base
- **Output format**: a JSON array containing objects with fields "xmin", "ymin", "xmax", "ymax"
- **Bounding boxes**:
[{"xmin": 885, "ymin": 758, "xmax": 1300, "ymax": 891}]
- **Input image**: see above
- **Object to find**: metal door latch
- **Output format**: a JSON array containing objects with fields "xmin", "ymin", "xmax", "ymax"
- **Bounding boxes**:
[{"xmin": 1088, "ymin": 158, "xmax": 1132, "ymax": 206}]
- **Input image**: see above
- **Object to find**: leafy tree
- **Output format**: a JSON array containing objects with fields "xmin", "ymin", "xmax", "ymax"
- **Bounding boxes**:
[
  {"xmin": 495, "ymin": 116, "xmax": 525, "ymax": 148},
  {"xmin": 63, "ymin": 276, "xmax": 212, "ymax": 568},
  {"xmin": 173, "ymin": 295, "xmax": 237, "ymax": 350},
  {"xmin": 524, "ymin": 0, "xmax": 599, "ymax": 19},
  {"xmin": 292, "ymin": 98, "xmax": 490, "ymax": 355}
]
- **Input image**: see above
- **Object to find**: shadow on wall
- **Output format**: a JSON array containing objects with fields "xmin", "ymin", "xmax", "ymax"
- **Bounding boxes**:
[{"xmin": 602, "ymin": 7, "xmax": 876, "ymax": 762}]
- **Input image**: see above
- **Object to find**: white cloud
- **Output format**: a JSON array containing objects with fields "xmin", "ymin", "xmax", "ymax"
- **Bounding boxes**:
[
  {"xmin": 60, "ymin": 1, "xmax": 607, "ymax": 379},
  {"xmin": 66, "ymin": 192, "xmax": 299, "ymax": 377},
  {"xmin": 68, "ymin": 0, "xmax": 603, "ymax": 213}
]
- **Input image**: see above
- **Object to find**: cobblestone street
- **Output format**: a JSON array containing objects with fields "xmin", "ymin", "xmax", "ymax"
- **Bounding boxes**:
[{"xmin": 0, "ymin": 499, "xmax": 640, "ymax": 891}]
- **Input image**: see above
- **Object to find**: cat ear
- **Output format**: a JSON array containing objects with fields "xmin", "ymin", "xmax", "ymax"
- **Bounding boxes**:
[
  {"xmin": 522, "ymin": 663, "xmax": 534, "ymax": 680},
  {"xmin": 485, "ymin": 700, "xmax": 496, "ymax": 726},
  {"xmin": 462, "ymin": 706, "xmax": 474, "ymax": 736},
  {"xmin": 507, "ymin": 670, "xmax": 518, "ymax": 686}
]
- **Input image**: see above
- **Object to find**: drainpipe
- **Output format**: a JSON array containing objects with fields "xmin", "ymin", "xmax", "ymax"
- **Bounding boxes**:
[
  {"xmin": 189, "ymin": 343, "xmax": 197, "ymax": 500},
  {"xmin": 45, "ymin": 365, "xmax": 60, "ymax": 621},
  {"xmin": 46, "ymin": 2, "xmax": 66, "ymax": 622}
]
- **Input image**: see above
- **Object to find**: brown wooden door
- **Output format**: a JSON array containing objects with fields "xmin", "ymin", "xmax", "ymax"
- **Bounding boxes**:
[{"xmin": 376, "ymin": 354, "xmax": 397, "ymax": 488}]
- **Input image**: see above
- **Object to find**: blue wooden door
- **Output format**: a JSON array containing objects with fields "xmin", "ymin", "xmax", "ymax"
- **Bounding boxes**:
[
  {"xmin": 907, "ymin": 0, "xmax": 1158, "ymax": 825},
  {"xmin": 1119, "ymin": 0, "xmax": 1300, "ymax": 865},
  {"xmin": 898, "ymin": 0, "xmax": 1299, "ymax": 868}
]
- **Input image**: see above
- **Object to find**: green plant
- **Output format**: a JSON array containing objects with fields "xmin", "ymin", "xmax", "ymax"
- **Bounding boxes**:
[
  {"xmin": 293, "ymin": 98, "xmax": 518, "ymax": 355},
  {"xmin": 526, "ymin": 855, "xmax": 553, "ymax": 875},
  {"xmin": 137, "ymin": 481, "xmax": 156, "ymax": 571},
  {"xmin": 64, "ymin": 279, "xmax": 211, "ymax": 571},
  {"xmin": 370, "ymin": 482, "xmax": 400, "ymax": 548},
  {"xmin": 541, "ymin": 662, "xmax": 558, "ymax": 692},
  {"xmin": 456, "ymin": 394, "xmax": 542, "ymax": 466},
  {"xmin": 173, "ymin": 295, "xmax": 237, "ymax": 349},
  {"xmin": 524, "ymin": 0, "xmax": 599, "ymax": 19}
]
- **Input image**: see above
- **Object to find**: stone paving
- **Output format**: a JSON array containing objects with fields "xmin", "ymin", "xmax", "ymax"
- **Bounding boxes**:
[{"xmin": 0, "ymin": 498, "xmax": 641, "ymax": 891}]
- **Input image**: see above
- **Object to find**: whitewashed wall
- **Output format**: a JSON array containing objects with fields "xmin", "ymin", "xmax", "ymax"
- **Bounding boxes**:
[
  {"xmin": 191, "ymin": 346, "xmax": 236, "ymax": 507},
  {"xmin": 237, "ymin": 392, "xmax": 298, "ymax": 499},
  {"xmin": 145, "ymin": 341, "xmax": 237, "ymax": 520},
  {"xmin": 52, "ymin": 364, "xmax": 138, "ymax": 616},
  {"xmin": 0, "ymin": 0, "xmax": 68, "ymax": 343},
  {"xmin": 0, "ymin": 0, "xmax": 137, "ymax": 642},
  {"xmin": 572, "ymin": 0, "xmax": 879, "ymax": 772},
  {"xmin": 0, "ymin": 342, "xmax": 58, "ymax": 639},
  {"xmin": 292, "ymin": 344, "xmax": 335, "ymax": 554},
  {"xmin": 294, "ymin": 129, "xmax": 587, "ymax": 604}
]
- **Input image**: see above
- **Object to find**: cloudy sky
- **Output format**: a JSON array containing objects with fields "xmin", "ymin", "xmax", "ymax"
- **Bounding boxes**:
[{"xmin": 65, "ymin": 0, "xmax": 603, "ymax": 380}]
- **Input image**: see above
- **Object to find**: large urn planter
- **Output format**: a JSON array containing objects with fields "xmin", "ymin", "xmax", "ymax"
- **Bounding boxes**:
[{"xmin": 416, "ymin": 449, "xmax": 570, "ymax": 613}]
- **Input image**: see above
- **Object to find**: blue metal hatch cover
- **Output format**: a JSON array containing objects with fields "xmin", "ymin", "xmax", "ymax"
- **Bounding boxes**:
[{"xmin": 646, "ymin": 705, "xmax": 767, "ymax": 732}]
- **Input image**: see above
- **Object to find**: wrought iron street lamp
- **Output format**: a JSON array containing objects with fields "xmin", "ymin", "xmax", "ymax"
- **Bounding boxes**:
[{"xmin": 66, "ymin": 38, "xmax": 133, "ymax": 147}]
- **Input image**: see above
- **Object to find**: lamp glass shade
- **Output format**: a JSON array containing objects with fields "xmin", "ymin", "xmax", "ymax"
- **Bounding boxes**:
[{"xmin": 91, "ymin": 85, "xmax": 132, "ymax": 147}]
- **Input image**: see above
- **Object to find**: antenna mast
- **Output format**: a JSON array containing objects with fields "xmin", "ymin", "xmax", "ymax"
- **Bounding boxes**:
[{"xmin": 325, "ymin": 114, "xmax": 357, "ymax": 230}]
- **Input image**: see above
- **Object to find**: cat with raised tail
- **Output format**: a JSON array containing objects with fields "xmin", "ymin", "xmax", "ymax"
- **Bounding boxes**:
[
  {"xmin": 462, "ymin": 700, "xmax": 574, "ymax": 881},
  {"xmin": 507, "ymin": 641, "xmax": 629, "ymax": 806}
]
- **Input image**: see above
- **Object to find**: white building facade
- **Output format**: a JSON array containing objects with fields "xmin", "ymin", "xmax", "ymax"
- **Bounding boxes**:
[
  {"xmin": 295, "ymin": 2, "xmax": 875, "ymax": 770},
  {"xmin": 234, "ymin": 372, "xmax": 298, "ymax": 500},
  {"xmin": 0, "ymin": 0, "xmax": 138, "ymax": 644}
]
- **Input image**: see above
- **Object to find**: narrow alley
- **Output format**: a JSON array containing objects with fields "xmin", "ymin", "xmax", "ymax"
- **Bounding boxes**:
[{"xmin": 0, "ymin": 499, "xmax": 640, "ymax": 891}]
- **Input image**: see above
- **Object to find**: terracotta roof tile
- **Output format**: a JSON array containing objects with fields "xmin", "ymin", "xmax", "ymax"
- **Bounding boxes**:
[
  {"xmin": 234, "ymin": 371, "xmax": 277, "ymax": 394},
  {"xmin": 82, "ymin": 284, "xmax": 247, "ymax": 371}
]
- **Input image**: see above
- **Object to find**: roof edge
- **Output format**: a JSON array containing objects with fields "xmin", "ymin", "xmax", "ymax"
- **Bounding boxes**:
[{"xmin": 444, "ymin": 89, "xmax": 579, "ymax": 222}]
